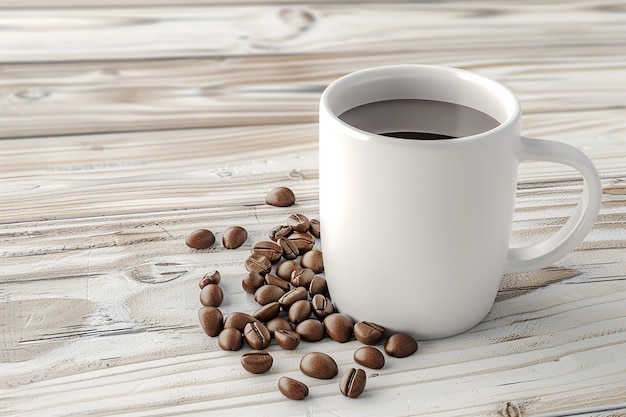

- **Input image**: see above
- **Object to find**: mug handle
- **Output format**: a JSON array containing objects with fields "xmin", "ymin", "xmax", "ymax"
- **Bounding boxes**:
[{"xmin": 505, "ymin": 136, "xmax": 603, "ymax": 274}]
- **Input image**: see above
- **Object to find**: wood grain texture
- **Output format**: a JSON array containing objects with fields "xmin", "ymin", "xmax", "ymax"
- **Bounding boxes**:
[
  {"xmin": 0, "ymin": 0, "xmax": 378, "ymax": 7},
  {"xmin": 0, "ymin": 2, "xmax": 624, "ymax": 62},
  {"xmin": 1, "ymin": 53, "xmax": 626, "ymax": 139},
  {"xmin": 0, "ymin": 2, "xmax": 625, "ymax": 138},
  {"xmin": 1, "ymin": 1, "xmax": 626, "ymax": 416}
]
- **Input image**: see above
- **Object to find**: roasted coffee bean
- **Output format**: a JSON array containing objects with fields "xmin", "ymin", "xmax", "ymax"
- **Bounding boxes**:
[
  {"xmin": 269, "ymin": 224, "xmax": 292, "ymax": 241},
  {"xmin": 199, "ymin": 270, "xmax": 221, "ymax": 288},
  {"xmin": 299, "ymin": 352, "xmax": 338, "ymax": 379},
  {"xmin": 244, "ymin": 321, "xmax": 271, "ymax": 350},
  {"xmin": 278, "ymin": 376, "xmax": 308, "ymax": 400},
  {"xmin": 218, "ymin": 328, "xmax": 243, "ymax": 351},
  {"xmin": 286, "ymin": 214, "xmax": 310, "ymax": 233},
  {"xmin": 242, "ymin": 270, "xmax": 265, "ymax": 294},
  {"xmin": 241, "ymin": 350, "xmax": 273, "ymax": 374},
  {"xmin": 339, "ymin": 368, "xmax": 366, "ymax": 398},
  {"xmin": 278, "ymin": 286, "xmax": 308, "ymax": 309},
  {"xmin": 222, "ymin": 226, "xmax": 248, "ymax": 249},
  {"xmin": 264, "ymin": 273, "xmax": 290, "ymax": 292},
  {"xmin": 309, "ymin": 219, "xmax": 320, "ymax": 238},
  {"xmin": 324, "ymin": 313, "xmax": 354, "ymax": 343},
  {"xmin": 384, "ymin": 333, "xmax": 418, "ymax": 358},
  {"xmin": 295, "ymin": 319, "xmax": 325, "ymax": 342},
  {"xmin": 251, "ymin": 240, "xmax": 283, "ymax": 263},
  {"xmin": 288, "ymin": 299, "xmax": 312, "ymax": 324},
  {"xmin": 288, "ymin": 232, "xmax": 315, "ymax": 254},
  {"xmin": 274, "ymin": 329, "xmax": 301, "ymax": 350},
  {"xmin": 265, "ymin": 317, "xmax": 292, "ymax": 337},
  {"xmin": 278, "ymin": 237, "xmax": 298, "ymax": 260},
  {"xmin": 185, "ymin": 229, "xmax": 215, "ymax": 249},
  {"xmin": 353, "ymin": 346, "xmax": 385, "ymax": 369},
  {"xmin": 244, "ymin": 253, "xmax": 272, "ymax": 275},
  {"xmin": 266, "ymin": 187, "xmax": 296, "ymax": 207},
  {"xmin": 198, "ymin": 306, "xmax": 223, "ymax": 337},
  {"xmin": 253, "ymin": 301, "xmax": 281, "ymax": 322},
  {"xmin": 308, "ymin": 276, "xmax": 328, "ymax": 296},
  {"xmin": 223, "ymin": 312, "xmax": 259, "ymax": 332},
  {"xmin": 199, "ymin": 283, "xmax": 223, "ymax": 307},
  {"xmin": 353, "ymin": 321, "xmax": 385, "ymax": 345},
  {"xmin": 290, "ymin": 268, "xmax": 315, "ymax": 288},
  {"xmin": 311, "ymin": 294, "xmax": 334, "ymax": 319},
  {"xmin": 276, "ymin": 260, "xmax": 300, "ymax": 280},
  {"xmin": 300, "ymin": 250, "xmax": 324, "ymax": 273},
  {"xmin": 254, "ymin": 284, "xmax": 286, "ymax": 306}
]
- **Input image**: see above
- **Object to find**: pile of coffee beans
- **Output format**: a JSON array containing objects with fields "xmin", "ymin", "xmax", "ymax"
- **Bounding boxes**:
[{"xmin": 190, "ymin": 186, "xmax": 419, "ymax": 400}]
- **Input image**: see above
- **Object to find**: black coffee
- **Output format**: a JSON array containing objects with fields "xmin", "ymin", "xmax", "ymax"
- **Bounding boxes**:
[{"xmin": 338, "ymin": 99, "xmax": 500, "ymax": 140}]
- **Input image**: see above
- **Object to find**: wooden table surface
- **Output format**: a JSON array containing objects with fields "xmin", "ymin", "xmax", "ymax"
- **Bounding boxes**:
[{"xmin": 1, "ymin": 1, "xmax": 625, "ymax": 416}]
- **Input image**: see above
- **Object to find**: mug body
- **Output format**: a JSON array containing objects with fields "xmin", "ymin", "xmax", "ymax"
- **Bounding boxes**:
[{"xmin": 319, "ymin": 65, "xmax": 522, "ymax": 339}]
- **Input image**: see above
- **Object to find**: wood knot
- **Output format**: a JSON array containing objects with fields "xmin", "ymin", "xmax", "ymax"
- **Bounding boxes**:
[
  {"xmin": 15, "ymin": 89, "xmax": 51, "ymax": 101},
  {"xmin": 501, "ymin": 401, "xmax": 522, "ymax": 417},
  {"xmin": 279, "ymin": 7, "xmax": 316, "ymax": 32},
  {"xmin": 126, "ymin": 262, "xmax": 186, "ymax": 284}
]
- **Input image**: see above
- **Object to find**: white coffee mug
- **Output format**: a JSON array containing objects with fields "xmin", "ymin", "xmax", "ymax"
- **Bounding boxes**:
[{"xmin": 319, "ymin": 65, "xmax": 602, "ymax": 340}]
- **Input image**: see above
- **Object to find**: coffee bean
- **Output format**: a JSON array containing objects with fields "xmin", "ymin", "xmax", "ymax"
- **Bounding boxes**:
[
  {"xmin": 218, "ymin": 328, "xmax": 243, "ymax": 351},
  {"xmin": 323, "ymin": 313, "xmax": 354, "ymax": 343},
  {"xmin": 244, "ymin": 321, "xmax": 271, "ymax": 350},
  {"xmin": 241, "ymin": 350, "xmax": 273, "ymax": 374},
  {"xmin": 278, "ymin": 286, "xmax": 308, "ymax": 309},
  {"xmin": 265, "ymin": 317, "xmax": 292, "ymax": 337},
  {"xmin": 198, "ymin": 306, "xmax": 223, "ymax": 337},
  {"xmin": 278, "ymin": 376, "xmax": 308, "ymax": 400},
  {"xmin": 244, "ymin": 253, "xmax": 272, "ymax": 275},
  {"xmin": 311, "ymin": 294, "xmax": 334, "ymax": 319},
  {"xmin": 299, "ymin": 352, "xmax": 338, "ymax": 379},
  {"xmin": 353, "ymin": 321, "xmax": 385, "ymax": 345},
  {"xmin": 274, "ymin": 329, "xmax": 301, "ymax": 350},
  {"xmin": 269, "ymin": 224, "xmax": 292, "ymax": 241},
  {"xmin": 288, "ymin": 299, "xmax": 312, "ymax": 324},
  {"xmin": 339, "ymin": 368, "xmax": 366, "ymax": 398},
  {"xmin": 242, "ymin": 271, "xmax": 265, "ymax": 294},
  {"xmin": 199, "ymin": 270, "xmax": 221, "ymax": 288},
  {"xmin": 223, "ymin": 312, "xmax": 259, "ymax": 332},
  {"xmin": 185, "ymin": 229, "xmax": 215, "ymax": 249},
  {"xmin": 309, "ymin": 219, "xmax": 320, "ymax": 238},
  {"xmin": 251, "ymin": 240, "xmax": 283, "ymax": 263},
  {"xmin": 308, "ymin": 276, "xmax": 327, "ymax": 297},
  {"xmin": 288, "ymin": 232, "xmax": 315, "ymax": 254},
  {"xmin": 384, "ymin": 333, "xmax": 418, "ymax": 358},
  {"xmin": 253, "ymin": 301, "xmax": 281, "ymax": 322},
  {"xmin": 276, "ymin": 260, "xmax": 300, "ymax": 280},
  {"xmin": 222, "ymin": 226, "xmax": 248, "ymax": 249},
  {"xmin": 353, "ymin": 346, "xmax": 385, "ymax": 370},
  {"xmin": 286, "ymin": 213, "xmax": 310, "ymax": 233},
  {"xmin": 199, "ymin": 283, "xmax": 223, "ymax": 307},
  {"xmin": 277, "ymin": 237, "xmax": 298, "ymax": 260},
  {"xmin": 300, "ymin": 249, "xmax": 324, "ymax": 273},
  {"xmin": 254, "ymin": 284, "xmax": 286, "ymax": 306},
  {"xmin": 266, "ymin": 187, "xmax": 295, "ymax": 207},
  {"xmin": 264, "ymin": 273, "xmax": 290, "ymax": 292},
  {"xmin": 290, "ymin": 268, "xmax": 314, "ymax": 288},
  {"xmin": 295, "ymin": 319, "xmax": 325, "ymax": 342}
]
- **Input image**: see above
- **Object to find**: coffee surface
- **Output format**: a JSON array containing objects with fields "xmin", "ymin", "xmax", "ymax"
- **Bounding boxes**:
[{"xmin": 338, "ymin": 99, "xmax": 500, "ymax": 140}]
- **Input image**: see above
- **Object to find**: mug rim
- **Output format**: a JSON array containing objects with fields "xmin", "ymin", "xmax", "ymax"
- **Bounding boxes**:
[{"xmin": 320, "ymin": 64, "xmax": 521, "ymax": 145}]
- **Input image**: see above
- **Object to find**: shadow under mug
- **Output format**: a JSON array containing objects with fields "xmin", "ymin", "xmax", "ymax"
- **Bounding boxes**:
[{"xmin": 319, "ymin": 65, "xmax": 602, "ymax": 340}]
